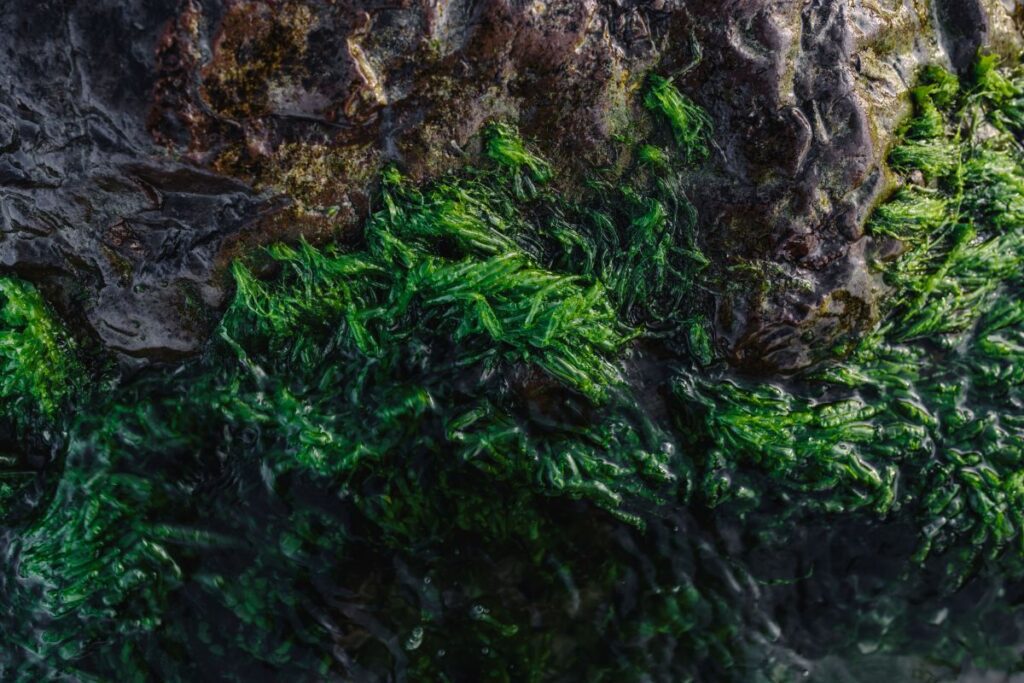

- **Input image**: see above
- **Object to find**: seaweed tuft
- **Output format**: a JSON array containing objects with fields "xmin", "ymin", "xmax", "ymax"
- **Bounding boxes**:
[{"xmin": 644, "ymin": 74, "xmax": 713, "ymax": 161}]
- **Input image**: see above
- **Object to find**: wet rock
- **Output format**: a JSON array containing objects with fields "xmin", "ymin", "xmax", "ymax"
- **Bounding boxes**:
[
  {"xmin": 675, "ymin": 0, "xmax": 1022, "ymax": 372},
  {"xmin": 147, "ymin": 0, "xmax": 667, "ymax": 233},
  {"xmin": 0, "ymin": 0, "xmax": 266, "ymax": 358},
  {"xmin": 1, "ymin": 0, "xmax": 1022, "ymax": 367},
  {"xmin": 935, "ymin": 0, "xmax": 990, "ymax": 73}
]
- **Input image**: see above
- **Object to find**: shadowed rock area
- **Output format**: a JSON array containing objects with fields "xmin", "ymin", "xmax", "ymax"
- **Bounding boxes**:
[{"xmin": 2, "ymin": 0, "xmax": 1022, "ymax": 367}]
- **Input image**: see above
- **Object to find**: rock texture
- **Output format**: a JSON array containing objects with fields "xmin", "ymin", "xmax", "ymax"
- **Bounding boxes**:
[
  {"xmin": 684, "ymin": 0, "xmax": 1022, "ymax": 371},
  {"xmin": 1, "ymin": 0, "xmax": 1022, "ymax": 367},
  {"xmin": 0, "ymin": 2, "xmax": 267, "ymax": 358}
]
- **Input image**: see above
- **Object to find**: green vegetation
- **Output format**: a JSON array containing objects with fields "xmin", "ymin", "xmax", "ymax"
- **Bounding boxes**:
[
  {"xmin": 679, "ymin": 59, "xmax": 1024, "ymax": 576},
  {"xmin": 0, "ymin": 90, "xmax": 714, "ymax": 680},
  {"xmin": 0, "ymin": 278, "xmax": 82, "ymax": 519},
  {"xmin": 0, "ymin": 277, "xmax": 81, "ymax": 422},
  {"xmin": 643, "ymin": 74, "xmax": 713, "ymax": 162},
  {"xmin": 485, "ymin": 121, "xmax": 553, "ymax": 183},
  {"xmin": 3, "ymin": 63, "xmax": 1024, "ymax": 681}
]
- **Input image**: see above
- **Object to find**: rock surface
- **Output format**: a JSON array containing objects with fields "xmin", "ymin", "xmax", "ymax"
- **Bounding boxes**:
[
  {"xmin": 684, "ymin": 0, "xmax": 1022, "ymax": 371},
  {"xmin": 1, "ymin": 0, "xmax": 1022, "ymax": 367}
]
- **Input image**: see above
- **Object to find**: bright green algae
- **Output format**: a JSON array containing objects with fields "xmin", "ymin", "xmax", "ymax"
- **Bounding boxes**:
[
  {"xmin": 0, "ymin": 278, "xmax": 82, "ymax": 520},
  {"xmin": 685, "ymin": 60, "xmax": 1024, "ymax": 571},
  {"xmin": 0, "ymin": 278, "xmax": 81, "ymax": 424},
  {"xmin": 3, "ymin": 64, "xmax": 1024, "ymax": 681},
  {"xmin": 0, "ymin": 82, "xmax": 709, "ymax": 681}
]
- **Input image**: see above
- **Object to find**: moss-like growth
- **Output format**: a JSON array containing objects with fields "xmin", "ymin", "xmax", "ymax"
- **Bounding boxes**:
[
  {"xmin": 677, "ymin": 60, "xmax": 1024, "ymax": 594},
  {"xmin": 0, "ymin": 278, "xmax": 81, "ymax": 422},
  {"xmin": 8, "ymin": 63, "xmax": 1024, "ymax": 682},
  {"xmin": 972, "ymin": 53, "xmax": 1024, "ymax": 134},
  {"xmin": 0, "ymin": 277, "xmax": 83, "ymax": 522},
  {"xmin": 644, "ymin": 74, "xmax": 713, "ymax": 161},
  {"xmin": 485, "ymin": 122, "xmax": 553, "ymax": 183},
  {"xmin": 1, "ymin": 105, "xmax": 718, "ymax": 680}
]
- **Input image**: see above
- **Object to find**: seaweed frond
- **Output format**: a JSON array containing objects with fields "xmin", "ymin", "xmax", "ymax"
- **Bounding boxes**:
[{"xmin": 644, "ymin": 75, "xmax": 713, "ymax": 161}]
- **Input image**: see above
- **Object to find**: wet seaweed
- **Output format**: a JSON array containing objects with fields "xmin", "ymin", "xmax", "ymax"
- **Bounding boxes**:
[
  {"xmin": 0, "ymin": 278, "xmax": 81, "ymax": 424},
  {"xmin": 643, "ymin": 74, "xmax": 713, "ymax": 162},
  {"xmin": 4, "ymin": 63, "xmax": 1024, "ymax": 681},
  {"xmin": 0, "ymin": 278, "xmax": 83, "ymax": 518},
  {"xmin": 0, "ymin": 105, "xmax": 713, "ymax": 680},
  {"xmin": 676, "ymin": 58, "xmax": 1024, "ymax": 594}
]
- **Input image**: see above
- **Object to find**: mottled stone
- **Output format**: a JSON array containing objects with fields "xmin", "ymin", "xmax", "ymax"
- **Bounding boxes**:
[{"xmin": 1, "ymin": 0, "xmax": 1021, "ymax": 367}]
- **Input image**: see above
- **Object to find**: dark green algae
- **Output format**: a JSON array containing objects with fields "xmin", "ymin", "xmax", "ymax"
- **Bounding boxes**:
[{"xmin": 3, "ymin": 62, "xmax": 1024, "ymax": 681}]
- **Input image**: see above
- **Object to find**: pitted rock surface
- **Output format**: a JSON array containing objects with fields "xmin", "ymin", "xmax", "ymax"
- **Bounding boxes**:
[{"xmin": 2, "ymin": 0, "xmax": 1022, "ymax": 367}]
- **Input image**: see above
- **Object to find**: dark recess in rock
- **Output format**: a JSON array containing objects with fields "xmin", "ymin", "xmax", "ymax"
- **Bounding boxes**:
[{"xmin": 934, "ymin": 0, "xmax": 989, "ymax": 74}]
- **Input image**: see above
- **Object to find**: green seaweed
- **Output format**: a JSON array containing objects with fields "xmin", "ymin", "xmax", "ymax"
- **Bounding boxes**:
[
  {"xmin": 902, "ymin": 65, "xmax": 960, "ymax": 141},
  {"xmin": 644, "ymin": 74, "xmax": 713, "ymax": 161},
  {"xmin": 673, "ymin": 60, "xmax": 1024, "ymax": 592},
  {"xmin": 887, "ymin": 137, "xmax": 961, "ymax": 180},
  {"xmin": 0, "ymin": 109, "xmax": 714, "ymax": 680},
  {"xmin": 485, "ymin": 122, "xmax": 553, "ymax": 184},
  {"xmin": 0, "ymin": 277, "xmax": 83, "ymax": 519},
  {"xmin": 972, "ymin": 53, "xmax": 1024, "ymax": 135},
  {"xmin": 0, "ymin": 277, "xmax": 81, "ymax": 423},
  {"xmin": 5, "ymin": 63, "xmax": 1024, "ymax": 682}
]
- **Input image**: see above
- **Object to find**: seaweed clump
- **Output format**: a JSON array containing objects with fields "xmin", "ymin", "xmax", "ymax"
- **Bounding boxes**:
[
  {"xmin": 5, "ymin": 62, "xmax": 1024, "ymax": 681},
  {"xmin": 680, "ymin": 59, "xmax": 1024, "ymax": 565},
  {"xmin": 0, "ymin": 278, "xmax": 82, "ymax": 519},
  {"xmin": 644, "ymin": 74, "xmax": 713, "ymax": 162},
  {"xmin": 0, "ymin": 278, "xmax": 81, "ymax": 423},
  {"xmin": 0, "ymin": 81, "xmax": 727, "ymax": 682}
]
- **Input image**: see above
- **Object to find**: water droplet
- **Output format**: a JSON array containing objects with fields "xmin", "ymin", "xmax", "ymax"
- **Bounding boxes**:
[
  {"xmin": 857, "ymin": 639, "xmax": 880, "ymax": 655},
  {"xmin": 404, "ymin": 626, "xmax": 424, "ymax": 651}
]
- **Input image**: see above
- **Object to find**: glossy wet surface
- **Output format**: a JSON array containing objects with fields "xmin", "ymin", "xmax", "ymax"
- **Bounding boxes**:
[{"xmin": 3, "ymin": 2, "xmax": 1024, "ymax": 682}]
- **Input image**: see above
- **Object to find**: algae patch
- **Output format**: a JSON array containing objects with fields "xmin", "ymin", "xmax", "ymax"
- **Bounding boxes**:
[{"xmin": 3, "ymin": 66, "xmax": 1024, "ymax": 681}]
